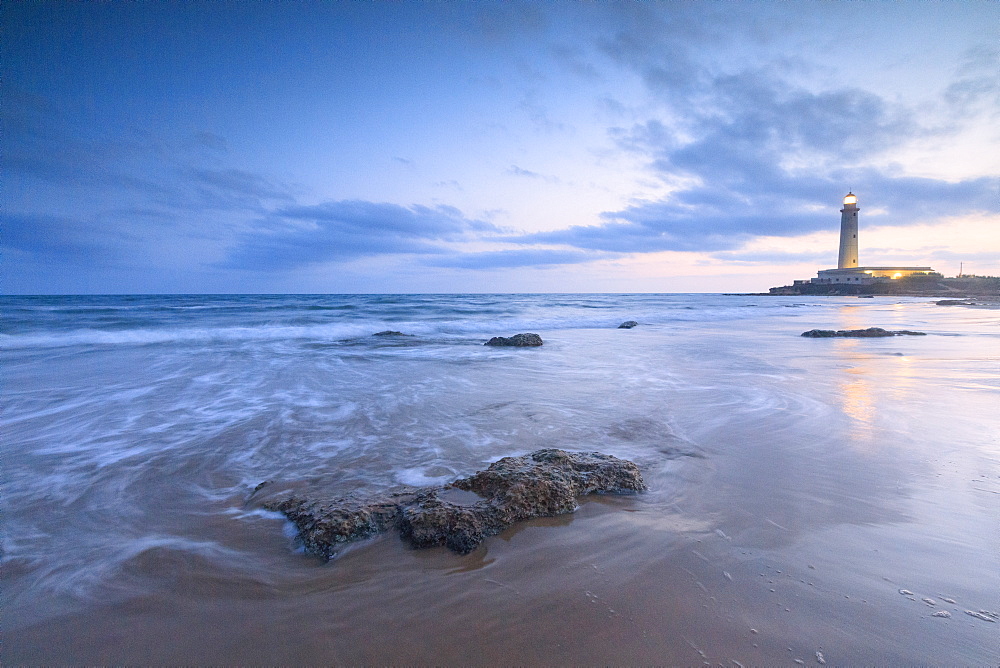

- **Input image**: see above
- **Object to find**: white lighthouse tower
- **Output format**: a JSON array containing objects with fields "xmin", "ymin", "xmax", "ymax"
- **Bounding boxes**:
[{"xmin": 837, "ymin": 192, "xmax": 859, "ymax": 269}]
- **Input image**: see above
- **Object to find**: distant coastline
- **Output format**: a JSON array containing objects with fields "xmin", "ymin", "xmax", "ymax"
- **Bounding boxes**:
[{"xmin": 764, "ymin": 275, "xmax": 1000, "ymax": 298}]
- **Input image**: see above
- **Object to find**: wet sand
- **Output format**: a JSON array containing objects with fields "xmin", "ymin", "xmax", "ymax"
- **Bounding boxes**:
[
  {"xmin": 7, "ymin": 475, "xmax": 998, "ymax": 665},
  {"xmin": 4, "ymin": 299, "xmax": 999, "ymax": 664}
]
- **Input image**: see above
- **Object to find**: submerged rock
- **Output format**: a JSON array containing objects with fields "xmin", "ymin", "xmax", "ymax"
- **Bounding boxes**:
[
  {"xmin": 264, "ymin": 449, "xmax": 645, "ymax": 558},
  {"xmin": 618, "ymin": 320, "xmax": 639, "ymax": 329},
  {"xmin": 801, "ymin": 327, "xmax": 926, "ymax": 338},
  {"xmin": 484, "ymin": 333, "xmax": 543, "ymax": 347},
  {"xmin": 373, "ymin": 330, "xmax": 408, "ymax": 336}
]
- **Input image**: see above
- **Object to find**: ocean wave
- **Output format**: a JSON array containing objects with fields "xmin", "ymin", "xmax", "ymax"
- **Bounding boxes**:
[
  {"xmin": 0, "ymin": 323, "xmax": 385, "ymax": 349},
  {"xmin": 1, "ymin": 300, "xmax": 830, "ymax": 349}
]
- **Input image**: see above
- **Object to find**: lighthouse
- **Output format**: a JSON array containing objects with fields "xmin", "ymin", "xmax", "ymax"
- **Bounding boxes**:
[
  {"xmin": 774, "ymin": 192, "xmax": 939, "ymax": 293},
  {"xmin": 800, "ymin": 192, "xmax": 936, "ymax": 288},
  {"xmin": 837, "ymin": 192, "xmax": 859, "ymax": 269},
  {"xmin": 772, "ymin": 192, "xmax": 939, "ymax": 293}
]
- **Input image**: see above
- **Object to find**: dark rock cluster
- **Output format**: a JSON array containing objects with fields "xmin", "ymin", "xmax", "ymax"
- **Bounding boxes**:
[
  {"xmin": 484, "ymin": 333, "xmax": 543, "ymax": 346},
  {"xmin": 801, "ymin": 327, "xmax": 927, "ymax": 338},
  {"xmin": 263, "ymin": 449, "xmax": 645, "ymax": 558},
  {"xmin": 373, "ymin": 330, "xmax": 408, "ymax": 336},
  {"xmin": 618, "ymin": 320, "xmax": 639, "ymax": 329}
]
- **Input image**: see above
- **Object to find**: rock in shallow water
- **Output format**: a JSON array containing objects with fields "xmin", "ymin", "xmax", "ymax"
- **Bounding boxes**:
[
  {"xmin": 484, "ymin": 333, "xmax": 543, "ymax": 346},
  {"xmin": 618, "ymin": 320, "xmax": 639, "ymax": 329},
  {"xmin": 264, "ymin": 449, "xmax": 645, "ymax": 558},
  {"xmin": 801, "ymin": 327, "xmax": 926, "ymax": 338}
]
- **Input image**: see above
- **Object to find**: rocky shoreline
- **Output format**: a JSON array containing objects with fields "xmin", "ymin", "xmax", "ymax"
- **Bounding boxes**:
[{"xmin": 767, "ymin": 275, "xmax": 999, "ymax": 297}]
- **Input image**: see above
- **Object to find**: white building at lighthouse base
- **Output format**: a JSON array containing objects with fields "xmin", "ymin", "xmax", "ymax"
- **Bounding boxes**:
[{"xmin": 807, "ymin": 266, "xmax": 937, "ymax": 286}]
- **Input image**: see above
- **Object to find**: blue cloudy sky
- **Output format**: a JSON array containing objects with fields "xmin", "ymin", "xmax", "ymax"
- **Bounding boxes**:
[{"xmin": 4, "ymin": 1, "xmax": 998, "ymax": 293}]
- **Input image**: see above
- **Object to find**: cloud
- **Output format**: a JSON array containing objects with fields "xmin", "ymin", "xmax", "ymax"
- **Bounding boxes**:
[
  {"xmin": 220, "ymin": 201, "xmax": 497, "ymax": 271},
  {"xmin": 3, "ymin": 89, "xmax": 295, "ymax": 213},
  {"xmin": 4, "ymin": 92, "xmax": 513, "ymax": 277},
  {"xmin": 709, "ymin": 249, "xmax": 835, "ymax": 265},
  {"xmin": 550, "ymin": 42, "xmax": 600, "ymax": 80},
  {"xmin": 506, "ymin": 164, "xmax": 561, "ymax": 183},
  {"xmin": 507, "ymin": 165, "xmax": 542, "ymax": 178},
  {"xmin": 519, "ymin": 92, "xmax": 568, "ymax": 133},
  {"xmin": 510, "ymin": 171, "xmax": 999, "ymax": 256},
  {"xmin": 1, "ymin": 213, "xmax": 129, "ymax": 266},
  {"xmin": 426, "ymin": 248, "xmax": 611, "ymax": 269},
  {"xmin": 945, "ymin": 45, "xmax": 1000, "ymax": 112},
  {"xmin": 189, "ymin": 168, "xmax": 294, "ymax": 209},
  {"xmin": 504, "ymin": 64, "xmax": 999, "ymax": 256},
  {"xmin": 596, "ymin": 2, "xmax": 721, "ymax": 99},
  {"xmin": 511, "ymin": 218, "xmax": 747, "ymax": 254}
]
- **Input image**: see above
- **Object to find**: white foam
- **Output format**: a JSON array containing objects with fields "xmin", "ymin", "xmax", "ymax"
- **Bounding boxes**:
[
  {"xmin": 395, "ymin": 466, "xmax": 455, "ymax": 487},
  {"xmin": 1, "ymin": 322, "xmax": 386, "ymax": 349}
]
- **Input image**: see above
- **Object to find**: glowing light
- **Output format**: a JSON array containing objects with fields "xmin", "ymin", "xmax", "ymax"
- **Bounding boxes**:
[
  {"xmin": 843, "ymin": 193, "xmax": 858, "ymax": 205},
  {"xmin": 892, "ymin": 272, "xmax": 903, "ymax": 279}
]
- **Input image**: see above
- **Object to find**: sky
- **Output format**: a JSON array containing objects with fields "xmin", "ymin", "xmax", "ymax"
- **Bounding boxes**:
[{"xmin": 3, "ymin": 1, "xmax": 999, "ymax": 294}]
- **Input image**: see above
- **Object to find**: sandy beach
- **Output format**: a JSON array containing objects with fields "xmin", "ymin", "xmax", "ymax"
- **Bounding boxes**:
[{"xmin": 2, "ymin": 294, "xmax": 998, "ymax": 664}]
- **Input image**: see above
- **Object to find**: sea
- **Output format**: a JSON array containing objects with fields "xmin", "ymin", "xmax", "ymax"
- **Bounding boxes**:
[{"xmin": 2, "ymin": 293, "xmax": 998, "ymax": 664}]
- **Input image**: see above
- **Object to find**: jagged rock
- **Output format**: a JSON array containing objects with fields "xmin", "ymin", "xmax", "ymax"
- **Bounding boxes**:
[
  {"xmin": 484, "ymin": 333, "xmax": 543, "ymax": 346},
  {"xmin": 271, "ymin": 495, "xmax": 409, "ymax": 559},
  {"xmin": 801, "ymin": 327, "xmax": 926, "ymax": 338},
  {"xmin": 264, "ymin": 449, "xmax": 645, "ymax": 558},
  {"xmin": 373, "ymin": 330, "xmax": 408, "ymax": 336},
  {"xmin": 935, "ymin": 299, "xmax": 975, "ymax": 306},
  {"xmin": 618, "ymin": 320, "xmax": 639, "ymax": 329}
]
